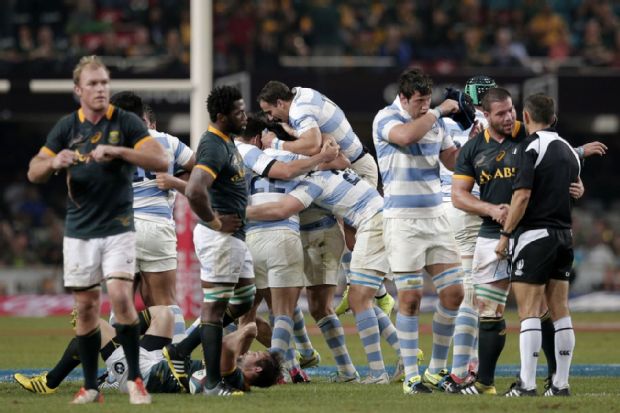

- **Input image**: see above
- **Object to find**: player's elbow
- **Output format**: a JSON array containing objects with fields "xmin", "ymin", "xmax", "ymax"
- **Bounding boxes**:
[
  {"xmin": 27, "ymin": 164, "xmax": 49, "ymax": 184},
  {"xmin": 389, "ymin": 131, "xmax": 417, "ymax": 147},
  {"xmin": 184, "ymin": 183, "xmax": 203, "ymax": 203},
  {"xmin": 152, "ymin": 154, "xmax": 168, "ymax": 172},
  {"xmin": 451, "ymin": 189, "xmax": 465, "ymax": 210}
]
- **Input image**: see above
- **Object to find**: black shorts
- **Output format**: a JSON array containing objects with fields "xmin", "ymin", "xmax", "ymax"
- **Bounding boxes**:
[{"xmin": 510, "ymin": 227, "xmax": 573, "ymax": 285}]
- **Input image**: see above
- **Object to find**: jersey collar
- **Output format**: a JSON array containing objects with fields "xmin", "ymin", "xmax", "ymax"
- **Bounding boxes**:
[
  {"xmin": 78, "ymin": 105, "xmax": 116, "ymax": 123},
  {"xmin": 484, "ymin": 121, "xmax": 522, "ymax": 143},
  {"xmin": 208, "ymin": 125, "xmax": 231, "ymax": 142}
]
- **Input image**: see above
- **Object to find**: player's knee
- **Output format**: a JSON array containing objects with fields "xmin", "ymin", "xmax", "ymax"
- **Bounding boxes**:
[
  {"xmin": 438, "ymin": 283, "xmax": 464, "ymax": 310},
  {"xmin": 398, "ymin": 290, "xmax": 422, "ymax": 315},
  {"xmin": 308, "ymin": 302, "xmax": 330, "ymax": 321}
]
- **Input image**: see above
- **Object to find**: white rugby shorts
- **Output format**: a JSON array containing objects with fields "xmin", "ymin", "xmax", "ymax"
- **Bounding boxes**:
[
  {"xmin": 135, "ymin": 217, "xmax": 177, "ymax": 273},
  {"xmin": 246, "ymin": 229, "xmax": 305, "ymax": 289},
  {"xmin": 194, "ymin": 224, "xmax": 254, "ymax": 284},
  {"xmin": 472, "ymin": 236, "xmax": 511, "ymax": 285},
  {"xmin": 444, "ymin": 201, "xmax": 482, "ymax": 257},
  {"xmin": 301, "ymin": 222, "xmax": 344, "ymax": 286},
  {"xmin": 63, "ymin": 232, "xmax": 136, "ymax": 288},
  {"xmin": 384, "ymin": 214, "xmax": 460, "ymax": 273}
]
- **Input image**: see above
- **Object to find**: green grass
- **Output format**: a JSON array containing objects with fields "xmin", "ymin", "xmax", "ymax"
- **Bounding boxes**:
[
  {"xmin": 1, "ymin": 312, "xmax": 619, "ymax": 412},
  {"xmin": 2, "ymin": 378, "xmax": 620, "ymax": 413}
]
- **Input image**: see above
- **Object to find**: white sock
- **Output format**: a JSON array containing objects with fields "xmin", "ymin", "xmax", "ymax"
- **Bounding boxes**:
[
  {"xmin": 375, "ymin": 283, "xmax": 387, "ymax": 298},
  {"xmin": 519, "ymin": 318, "xmax": 541, "ymax": 390},
  {"xmin": 553, "ymin": 316, "xmax": 574, "ymax": 389}
]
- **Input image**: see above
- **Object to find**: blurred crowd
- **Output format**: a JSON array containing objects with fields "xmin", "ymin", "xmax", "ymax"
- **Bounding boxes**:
[
  {"xmin": 1, "ymin": 0, "xmax": 620, "ymax": 76},
  {"xmin": 0, "ymin": 175, "xmax": 64, "ymax": 270}
]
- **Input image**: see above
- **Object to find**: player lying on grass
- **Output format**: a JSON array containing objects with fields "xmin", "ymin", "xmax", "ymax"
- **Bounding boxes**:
[{"xmin": 14, "ymin": 306, "xmax": 281, "ymax": 397}]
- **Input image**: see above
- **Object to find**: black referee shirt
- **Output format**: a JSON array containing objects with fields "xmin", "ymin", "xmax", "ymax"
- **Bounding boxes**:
[{"xmin": 512, "ymin": 128, "xmax": 581, "ymax": 229}]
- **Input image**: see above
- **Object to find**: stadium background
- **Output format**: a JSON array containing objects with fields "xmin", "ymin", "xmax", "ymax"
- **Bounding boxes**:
[{"xmin": 0, "ymin": 1, "xmax": 619, "ymax": 315}]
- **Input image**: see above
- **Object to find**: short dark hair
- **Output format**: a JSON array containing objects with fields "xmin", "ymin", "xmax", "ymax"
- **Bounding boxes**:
[
  {"xmin": 110, "ymin": 91, "xmax": 144, "ymax": 118},
  {"xmin": 481, "ymin": 87, "xmax": 512, "ymax": 112},
  {"xmin": 257, "ymin": 81, "xmax": 295, "ymax": 105},
  {"xmin": 523, "ymin": 93, "xmax": 556, "ymax": 125},
  {"xmin": 242, "ymin": 113, "xmax": 269, "ymax": 139},
  {"xmin": 251, "ymin": 352, "xmax": 283, "ymax": 388},
  {"xmin": 207, "ymin": 86, "xmax": 243, "ymax": 122},
  {"xmin": 398, "ymin": 68, "xmax": 433, "ymax": 99},
  {"xmin": 143, "ymin": 103, "xmax": 156, "ymax": 125},
  {"xmin": 242, "ymin": 112, "xmax": 295, "ymax": 142}
]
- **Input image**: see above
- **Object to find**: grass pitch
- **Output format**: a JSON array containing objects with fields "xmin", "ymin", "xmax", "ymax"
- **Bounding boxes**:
[{"xmin": 1, "ymin": 311, "xmax": 619, "ymax": 413}]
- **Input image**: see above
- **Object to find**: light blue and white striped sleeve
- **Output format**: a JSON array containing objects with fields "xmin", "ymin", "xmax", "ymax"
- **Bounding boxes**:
[{"xmin": 237, "ymin": 142, "xmax": 276, "ymax": 176}]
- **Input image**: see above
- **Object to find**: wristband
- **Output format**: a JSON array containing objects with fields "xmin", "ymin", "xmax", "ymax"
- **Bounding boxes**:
[
  {"xmin": 429, "ymin": 108, "xmax": 442, "ymax": 119},
  {"xmin": 271, "ymin": 138, "xmax": 284, "ymax": 150},
  {"xmin": 206, "ymin": 217, "xmax": 222, "ymax": 231},
  {"xmin": 499, "ymin": 230, "xmax": 511, "ymax": 238},
  {"xmin": 576, "ymin": 146, "xmax": 585, "ymax": 159}
]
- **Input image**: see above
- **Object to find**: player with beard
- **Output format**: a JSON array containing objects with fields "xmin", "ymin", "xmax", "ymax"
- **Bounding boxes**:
[{"xmin": 451, "ymin": 88, "xmax": 601, "ymax": 394}]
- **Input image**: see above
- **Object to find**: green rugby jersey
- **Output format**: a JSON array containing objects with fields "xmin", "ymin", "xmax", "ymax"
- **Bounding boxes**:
[
  {"xmin": 195, "ymin": 125, "xmax": 248, "ymax": 240},
  {"xmin": 454, "ymin": 121, "xmax": 526, "ymax": 238},
  {"xmin": 43, "ymin": 105, "xmax": 151, "ymax": 239}
]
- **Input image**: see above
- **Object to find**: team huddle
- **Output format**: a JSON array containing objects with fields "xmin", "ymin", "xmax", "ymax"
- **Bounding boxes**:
[{"xmin": 17, "ymin": 56, "xmax": 606, "ymax": 403}]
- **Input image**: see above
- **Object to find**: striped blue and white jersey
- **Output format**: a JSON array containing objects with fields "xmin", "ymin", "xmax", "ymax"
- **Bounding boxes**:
[
  {"xmin": 132, "ymin": 129, "xmax": 193, "ymax": 223},
  {"xmin": 372, "ymin": 97, "xmax": 454, "ymax": 219},
  {"xmin": 290, "ymin": 169, "xmax": 384, "ymax": 229},
  {"xmin": 439, "ymin": 110, "xmax": 486, "ymax": 201},
  {"xmin": 289, "ymin": 87, "xmax": 364, "ymax": 162},
  {"xmin": 236, "ymin": 143, "xmax": 304, "ymax": 234},
  {"xmin": 235, "ymin": 141, "xmax": 277, "ymax": 177}
]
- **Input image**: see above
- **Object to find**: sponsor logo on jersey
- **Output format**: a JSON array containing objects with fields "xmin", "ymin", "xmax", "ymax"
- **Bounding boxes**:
[
  {"xmin": 109, "ymin": 131, "xmax": 120, "ymax": 144},
  {"xmin": 90, "ymin": 131, "xmax": 102, "ymax": 144},
  {"xmin": 479, "ymin": 167, "xmax": 515, "ymax": 184}
]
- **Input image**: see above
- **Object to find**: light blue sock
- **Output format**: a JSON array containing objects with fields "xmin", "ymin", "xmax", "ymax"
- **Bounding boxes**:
[
  {"xmin": 396, "ymin": 312, "xmax": 419, "ymax": 381},
  {"xmin": 293, "ymin": 306, "xmax": 314, "ymax": 358},
  {"xmin": 355, "ymin": 308, "xmax": 386, "ymax": 377},
  {"xmin": 429, "ymin": 303, "xmax": 458, "ymax": 374},
  {"xmin": 318, "ymin": 314, "xmax": 357, "ymax": 376},
  {"xmin": 168, "ymin": 305, "xmax": 186, "ymax": 343},
  {"xmin": 374, "ymin": 306, "xmax": 400, "ymax": 357}
]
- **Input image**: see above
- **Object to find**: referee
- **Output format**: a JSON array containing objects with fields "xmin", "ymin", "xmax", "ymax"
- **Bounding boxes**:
[{"xmin": 496, "ymin": 93, "xmax": 581, "ymax": 397}]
